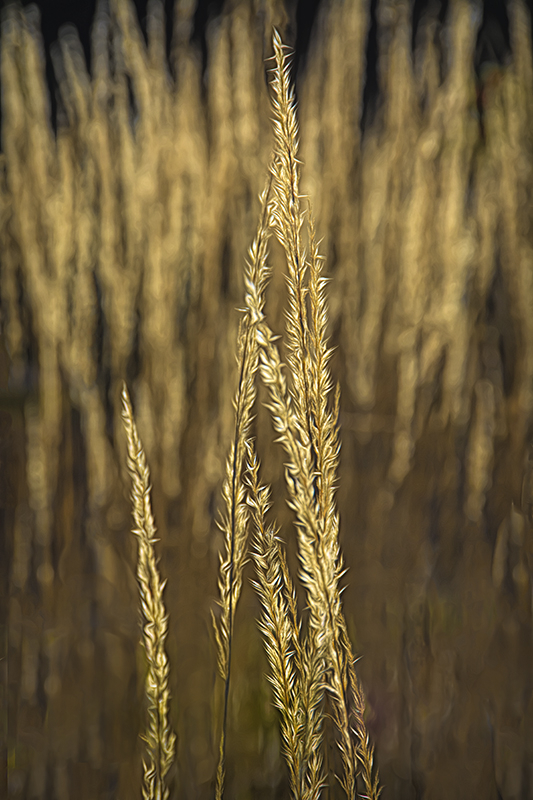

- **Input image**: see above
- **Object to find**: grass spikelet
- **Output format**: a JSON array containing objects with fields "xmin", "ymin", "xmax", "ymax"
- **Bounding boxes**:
[
  {"xmin": 247, "ymin": 444, "xmax": 325, "ymax": 800},
  {"xmin": 269, "ymin": 30, "xmax": 312, "ymax": 447},
  {"xmin": 213, "ymin": 172, "xmax": 274, "ymax": 800},
  {"xmin": 121, "ymin": 382, "xmax": 176, "ymax": 800},
  {"xmin": 247, "ymin": 446, "xmax": 303, "ymax": 796}
]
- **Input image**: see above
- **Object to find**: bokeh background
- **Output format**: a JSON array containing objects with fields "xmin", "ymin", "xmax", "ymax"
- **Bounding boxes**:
[{"xmin": 1, "ymin": 0, "xmax": 532, "ymax": 797}]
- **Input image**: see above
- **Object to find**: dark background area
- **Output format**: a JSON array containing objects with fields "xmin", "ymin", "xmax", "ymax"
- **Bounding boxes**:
[{"xmin": 1, "ymin": 0, "xmax": 517, "ymax": 136}]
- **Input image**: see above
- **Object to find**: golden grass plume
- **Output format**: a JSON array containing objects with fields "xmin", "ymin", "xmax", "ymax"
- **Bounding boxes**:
[{"xmin": 121, "ymin": 382, "xmax": 176, "ymax": 800}]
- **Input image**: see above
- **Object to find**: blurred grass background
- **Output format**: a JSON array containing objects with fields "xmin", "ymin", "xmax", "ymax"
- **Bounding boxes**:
[{"xmin": 1, "ymin": 0, "xmax": 532, "ymax": 797}]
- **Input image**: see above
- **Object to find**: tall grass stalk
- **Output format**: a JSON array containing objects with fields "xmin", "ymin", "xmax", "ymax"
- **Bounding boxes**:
[
  {"xmin": 267, "ymin": 32, "xmax": 379, "ymax": 800},
  {"xmin": 212, "ymin": 171, "xmax": 274, "ymax": 800},
  {"xmin": 121, "ymin": 383, "xmax": 176, "ymax": 800},
  {"xmin": 215, "ymin": 30, "xmax": 380, "ymax": 800}
]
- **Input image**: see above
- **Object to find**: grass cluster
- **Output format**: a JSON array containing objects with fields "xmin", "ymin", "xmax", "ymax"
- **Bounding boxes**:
[{"xmin": 120, "ymin": 31, "xmax": 380, "ymax": 799}]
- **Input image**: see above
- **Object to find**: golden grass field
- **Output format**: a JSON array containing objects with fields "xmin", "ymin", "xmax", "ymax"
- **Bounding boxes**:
[{"xmin": 1, "ymin": 0, "xmax": 533, "ymax": 798}]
